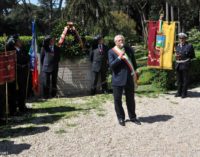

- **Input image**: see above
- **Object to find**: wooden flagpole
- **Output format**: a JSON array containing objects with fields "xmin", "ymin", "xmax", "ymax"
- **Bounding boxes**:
[{"xmin": 3, "ymin": 34, "xmax": 9, "ymax": 124}]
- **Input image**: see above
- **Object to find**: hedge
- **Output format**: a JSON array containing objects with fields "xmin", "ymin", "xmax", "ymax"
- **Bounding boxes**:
[
  {"xmin": 0, "ymin": 35, "xmax": 114, "ymax": 59},
  {"xmin": 138, "ymin": 57, "xmax": 200, "ymax": 90},
  {"xmin": 0, "ymin": 36, "xmax": 44, "ymax": 53}
]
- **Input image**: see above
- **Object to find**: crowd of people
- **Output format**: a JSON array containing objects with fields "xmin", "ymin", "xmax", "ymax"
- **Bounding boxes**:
[
  {"xmin": 0, "ymin": 34, "xmax": 61, "ymax": 123},
  {"xmin": 0, "ymin": 32, "xmax": 196, "ymax": 126}
]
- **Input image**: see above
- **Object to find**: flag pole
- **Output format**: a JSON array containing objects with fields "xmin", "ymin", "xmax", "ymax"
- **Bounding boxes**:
[
  {"xmin": 25, "ymin": 66, "xmax": 30, "ymax": 103},
  {"xmin": 3, "ymin": 34, "xmax": 9, "ymax": 124}
]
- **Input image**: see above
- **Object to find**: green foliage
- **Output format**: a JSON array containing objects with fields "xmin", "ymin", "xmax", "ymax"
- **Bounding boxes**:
[
  {"xmin": 0, "ymin": 35, "xmax": 114, "ymax": 58},
  {"xmin": 138, "ymin": 57, "xmax": 200, "ymax": 90},
  {"xmin": 51, "ymin": 21, "xmax": 86, "ymax": 58},
  {"xmin": 110, "ymin": 11, "xmax": 139, "ymax": 45},
  {"xmin": 188, "ymin": 28, "xmax": 200, "ymax": 50},
  {"xmin": 190, "ymin": 57, "xmax": 200, "ymax": 83},
  {"xmin": 50, "ymin": 22, "xmax": 115, "ymax": 58},
  {"xmin": 137, "ymin": 66, "xmax": 176, "ymax": 90},
  {"xmin": 138, "ymin": 67, "xmax": 153, "ymax": 85},
  {"xmin": 66, "ymin": 0, "xmax": 114, "ymax": 36},
  {"xmin": 0, "ymin": 36, "xmax": 44, "ymax": 53},
  {"xmin": 151, "ymin": 69, "xmax": 176, "ymax": 90}
]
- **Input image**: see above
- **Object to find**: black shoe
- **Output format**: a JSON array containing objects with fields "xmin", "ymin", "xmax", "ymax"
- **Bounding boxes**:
[
  {"xmin": 19, "ymin": 107, "xmax": 31, "ymax": 113},
  {"xmin": 90, "ymin": 89, "xmax": 96, "ymax": 96},
  {"xmin": 175, "ymin": 93, "xmax": 181, "ymax": 97},
  {"xmin": 0, "ymin": 118, "xmax": 6, "ymax": 126},
  {"xmin": 130, "ymin": 118, "xmax": 141, "ymax": 125},
  {"xmin": 118, "ymin": 119, "xmax": 125, "ymax": 126},
  {"xmin": 181, "ymin": 94, "xmax": 187, "ymax": 98}
]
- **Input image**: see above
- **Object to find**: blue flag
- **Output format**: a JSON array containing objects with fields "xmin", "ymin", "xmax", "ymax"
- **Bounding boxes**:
[{"xmin": 29, "ymin": 20, "xmax": 38, "ymax": 70}]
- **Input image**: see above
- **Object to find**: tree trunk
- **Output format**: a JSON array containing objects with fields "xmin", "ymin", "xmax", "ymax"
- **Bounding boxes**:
[
  {"xmin": 140, "ymin": 12, "xmax": 147, "ymax": 48},
  {"xmin": 178, "ymin": 7, "xmax": 181, "ymax": 33},
  {"xmin": 199, "ymin": 10, "xmax": 200, "ymax": 29},
  {"xmin": 166, "ymin": 2, "xmax": 169, "ymax": 21},
  {"xmin": 58, "ymin": 0, "xmax": 63, "ymax": 12},
  {"xmin": 171, "ymin": 5, "xmax": 174, "ymax": 21}
]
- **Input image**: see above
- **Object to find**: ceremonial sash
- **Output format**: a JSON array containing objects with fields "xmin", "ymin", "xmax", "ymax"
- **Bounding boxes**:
[{"xmin": 112, "ymin": 46, "xmax": 138, "ymax": 88}]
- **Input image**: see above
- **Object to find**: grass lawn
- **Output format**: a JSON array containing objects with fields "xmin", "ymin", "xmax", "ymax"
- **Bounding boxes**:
[
  {"xmin": 0, "ymin": 94, "xmax": 113, "ymax": 139},
  {"xmin": 0, "ymin": 83, "xmax": 164, "ymax": 139}
]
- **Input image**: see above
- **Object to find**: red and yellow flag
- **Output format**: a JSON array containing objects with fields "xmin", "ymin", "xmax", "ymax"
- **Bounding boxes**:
[{"xmin": 147, "ymin": 21, "xmax": 175, "ymax": 69}]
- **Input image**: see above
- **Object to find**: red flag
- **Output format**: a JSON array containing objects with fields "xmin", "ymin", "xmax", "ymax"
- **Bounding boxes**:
[
  {"xmin": 0, "ymin": 51, "xmax": 16, "ymax": 85},
  {"xmin": 32, "ymin": 59, "xmax": 39, "ymax": 94},
  {"xmin": 147, "ymin": 21, "xmax": 160, "ymax": 67}
]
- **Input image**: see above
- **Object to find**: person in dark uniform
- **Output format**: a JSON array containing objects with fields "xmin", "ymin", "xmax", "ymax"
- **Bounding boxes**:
[
  {"xmin": 90, "ymin": 35, "xmax": 109, "ymax": 95},
  {"xmin": 175, "ymin": 32, "xmax": 195, "ymax": 98},
  {"xmin": 108, "ymin": 34, "xmax": 140, "ymax": 126},
  {"xmin": 41, "ymin": 35, "xmax": 60, "ymax": 99},
  {"xmin": 6, "ymin": 34, "xmax": 30, "ymax": 115}
]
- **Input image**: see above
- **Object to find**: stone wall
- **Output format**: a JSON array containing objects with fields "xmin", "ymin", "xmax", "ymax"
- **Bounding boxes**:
[{"xmin": 57, "ymin": 57, "xmax": 92, "ymax": 96}]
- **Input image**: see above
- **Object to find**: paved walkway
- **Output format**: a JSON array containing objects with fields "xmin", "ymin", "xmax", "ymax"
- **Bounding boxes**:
[{"xmin": 1, "ymin": 86, "xmax": 200, "ymax": 157}]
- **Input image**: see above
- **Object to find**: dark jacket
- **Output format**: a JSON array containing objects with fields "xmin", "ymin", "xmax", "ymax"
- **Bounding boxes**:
[
  {"xmin": 41, "ymin": 45, "xmax": 60, "ymax": 73},
  {"xmin": 90, "ymin": 44, "xmax": 108, "ymax": 72},
  {"xmin": 108, "ymin": 46, "xmax": 137, "ymax": 86},
  {"xmin": 16, "ymin": 47, "xmax": 29, "ymax": 66},
  {"xmin": 175, "ymin": 43, "xmax": 195, "ymax": 70}
]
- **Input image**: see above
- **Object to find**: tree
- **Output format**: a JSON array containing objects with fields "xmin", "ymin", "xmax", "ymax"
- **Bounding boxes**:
[{"xmin": 66, "ymin": 0, "xmax": 114, "ymax": 36}]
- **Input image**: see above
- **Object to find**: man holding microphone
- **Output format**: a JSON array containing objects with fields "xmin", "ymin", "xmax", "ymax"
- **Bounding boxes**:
[{"xmin": 108, "ymin": 34, "xmax": 140, "ymax": 126}]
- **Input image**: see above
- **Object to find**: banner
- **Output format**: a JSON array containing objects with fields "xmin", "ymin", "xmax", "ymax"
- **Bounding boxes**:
[
  {"xmin": 0, "ymin": 51, "xmax": 16, "ymax": 84},
  {"xmin": 147, "ymin": 21, "xmax": 175, "ymax": 69},
  {"xmin": 147, "ymin": 21, "xmax": 160, "ymax": 67},
  {"xmin": 29, "ymin": 20, "xmax": 39, "ymax": 94},
  {"xmin": 161, "ymin": 22, "xmax": 176, "ymax": 69}
]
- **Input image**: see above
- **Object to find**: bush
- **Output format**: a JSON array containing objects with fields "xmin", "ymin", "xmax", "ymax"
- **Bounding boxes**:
[
  {"xmin": 138, "ymin": 67, "xmax": 176, "ymax": 90},
  {"xmin": 0, "ymin": 36, "xmax": 44, "ymax": 53},
  {"xmin": 188, "ymin": 28, "xmax": 200, "ymax": 50},
  {"xmin": 189, "ymin": 58, "xmax": 200, "ymax": 83},
  {"xmin": 0, "ymin": 35, "xmax": 114, "ymax": 59},
  {"xmin": 138, "ymin": 57, "xmax": 200, "ymax": 90},
  {"xmin": 151, "ymin": 69, "xmax": 176, "ymax": 90}
]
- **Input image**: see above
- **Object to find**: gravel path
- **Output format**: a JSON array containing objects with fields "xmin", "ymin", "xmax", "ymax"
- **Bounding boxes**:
[{"xmin": 1, "ymin": 86, "xmax": 200, "ymax": 157}]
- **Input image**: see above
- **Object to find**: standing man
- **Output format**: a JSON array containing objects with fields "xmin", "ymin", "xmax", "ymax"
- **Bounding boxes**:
[
  {"xmin": 6, "ymin": 34, "xmax": 30, "ymax": 115},
  {"xmin": 175, "ymin": 32, "xmax": 195, "ymax": 98},
  {"xmin": 108, "ymin": 34, "xmax": 140, "ymax": 126},
  {"xmin": 90, "ymin": 35, "xmax": 109, "ymax": 95},
  {"xmin": 41, "ymin": 35, "xmax": 60, "ymax": 99}
]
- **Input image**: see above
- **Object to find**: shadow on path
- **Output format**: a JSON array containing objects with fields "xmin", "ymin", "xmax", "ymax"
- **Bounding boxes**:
[
  {"xmin": 0, "ymin": 126, "xmax": 49, "ymax": 138},
  {"xmin": 164, "ymin": 90, "xmax": 200, "ymax": 98},
  {"xmin": 138, "ymin": 114, "xmax": 173, "ymax": 123},
  {"xmin": 187, "ymin": 91, "xmax": 200, "ymax": 98},
  {"xmin": 31, "ymin": 106, "xmax": 88, "ymax": 114},
  {"xmin": 0, "ymin": 140, "xmax": 31, "ymax": 155}
]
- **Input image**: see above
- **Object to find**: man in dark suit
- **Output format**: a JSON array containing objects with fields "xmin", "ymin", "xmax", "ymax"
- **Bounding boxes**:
[
  {"xmin": 175, "ymin": 32, "xmax": 195, "ymax": 98},
  {"xmin": 90, "ymin": 35, "xmax": 109, "ymax": 95},
  {"xmin": 108, "ymin": 34, "xmax": 140, "ymax": 126},
  {"xmin": 6, "ymin": 34, "xmax": 30, "ymax": 115},
  {"xmin": 41, "ymin": 35, "xmax": 60, "ymax": 99}
]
